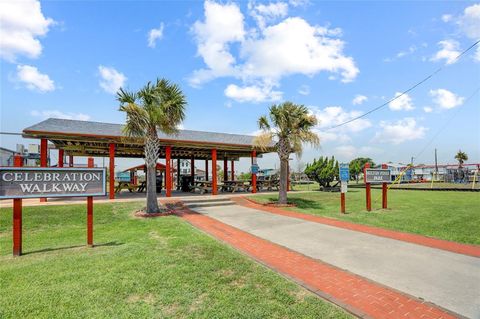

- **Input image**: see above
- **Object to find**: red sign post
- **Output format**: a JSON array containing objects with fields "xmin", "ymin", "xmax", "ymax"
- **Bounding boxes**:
[
  {"xmin": 382, "ymin": 163, "xmax": 388, "ymax": 209},
  {"xmin": 87, "ymin": 157, "xmax": 94, "ymax": 246},
  {"xmin": 364, "ymin": 163, "xmax": 372, "ymax": 211},
  {"xmin": 13, "ymin": 155, "xmax": 23, "ymax": 256}
]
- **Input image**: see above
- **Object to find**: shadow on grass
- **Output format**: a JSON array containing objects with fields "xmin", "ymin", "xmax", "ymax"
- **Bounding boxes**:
[
  {"xmin": 265, "ymin": 197, "xmax": 325, "ymax": 210},
  {"xmin": 23, "ymin": 241, "xmax": 124, "ymax": 255}
]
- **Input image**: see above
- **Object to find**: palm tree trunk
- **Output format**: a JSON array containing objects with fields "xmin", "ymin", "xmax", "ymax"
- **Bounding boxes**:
[
  {"xmin": 145, "ymin": 132, "xmax": 160, "ymax": 213},
  {"xmin": 279, "ymin": 157, "xmax": 288, "ymax": 204},
  {"xmin": 146, "ymin": 163, "xmax": 159, "ymax": 213}
]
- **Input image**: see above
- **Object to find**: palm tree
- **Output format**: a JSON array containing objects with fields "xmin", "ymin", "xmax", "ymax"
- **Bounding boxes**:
[
  {"xmin": 455, "ymin": 150, "xmax": 468, "ymax": 168},
  {"xmin": 117, "ymin": 79, "xmax": 187, "ymax": 213},
  {"xmin": 255, "ymin": 102, "xmax": 319, "ymax": 204}
]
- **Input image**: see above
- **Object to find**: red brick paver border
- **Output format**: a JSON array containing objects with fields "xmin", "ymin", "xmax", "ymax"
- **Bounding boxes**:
[
  {"xmin": 234, "ymin": 197, "xmax": 480, "ymax": 258},
  {"xmin": 176, "ymin": 206, "xmax": 459, "ymax": 319}
]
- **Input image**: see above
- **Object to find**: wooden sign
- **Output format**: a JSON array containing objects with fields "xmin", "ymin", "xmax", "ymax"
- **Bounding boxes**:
[
  {"xmin": 0, "ymin": 167, "xmax": 106, "ymax": 199},
  {"xmin": 365, "ymin": 168, "xmax": 391, "ymax": 183}
]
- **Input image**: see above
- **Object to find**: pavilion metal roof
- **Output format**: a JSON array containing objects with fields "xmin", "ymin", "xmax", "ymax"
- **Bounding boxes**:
[{"xmin": 23, "ymin": 118, "xmax": 273, "ymax": 159}]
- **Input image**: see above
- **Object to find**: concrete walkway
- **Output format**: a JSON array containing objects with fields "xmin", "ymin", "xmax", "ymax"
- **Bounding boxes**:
[{"xmin": 185, "ymin": 200, "xmax": 480, "ymax": 318}]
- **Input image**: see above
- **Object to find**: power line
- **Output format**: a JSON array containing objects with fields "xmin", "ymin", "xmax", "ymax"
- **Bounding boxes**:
[
  {"xmin": 0, "ymin": 132, "xmax": 22, "ymax": 136},
  {"xmin": 323, "ymin": 39, "xmax": 480, "ymax": 131},
  {"xmin": 413, "ymin": 86, "xmax": 480, "ymax": 160}
]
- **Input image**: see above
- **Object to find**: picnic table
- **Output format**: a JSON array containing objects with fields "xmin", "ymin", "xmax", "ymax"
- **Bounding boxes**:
[
  {"xmin": 192, "ymin": 180, "xmax": 213, "ymax": 194},
  {"xmin": 222, "ymin": 180, "xmax": 250, "ymax": 193},
  {"xmin": 257, "ymin": 179, "xmax": 279, "ymax": 191},
  {"xmin": 115, "ymin": 182, "xmax": 140, "ymax": 193},
  {"xmin": 137, "ymin": 181, "xmax": 147, "ymax": 192}
]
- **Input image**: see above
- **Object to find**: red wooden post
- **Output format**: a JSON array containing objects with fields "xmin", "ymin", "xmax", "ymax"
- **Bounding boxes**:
[
  {"xmin": 166, "ymin": 146, "xmax": 172, "ymax": 197},
  {"xmin": 69, "ymin": 155, "xmax": 74, "ymax": 167},
  {"xmin": 40, "ymin": 138, "xmax": 48, "ymax": 202},
  {"xmin": 205, "ymin": 159, "xmax": 209, "ymax": 181},
  {"xmin": 212, "ymin": 149, "xmax": 217, "ymax": 195},
  {"xmin": 251, "ymin": 150, "xmax": 257, "ymax": 193},
  {"xmin": 223, "ymin": 158, "xmax": 228, "ymax": 182},
  {"xmin": 58, "ymin": 149, "xmax": 64, "ymax": 167},
  {"xmin": 382, "ymin": 163, "xmax": 388, "ymax": 209},
  {"xmin": 231, "ymin": 160, "xmax": 235, "ymax": 180},
  {"xmin": 364, "ymin": 162, "xmax": 371, "ymax": 211},
  {"xmin": 109, "ymin": 143, "xmax": 115, "ymax": 199},
  {"xmin": 341, "ymin": 192, "xmax": 346, "ymax": 214},
  {"xmin": 87, "ymin": 157, "xmax": 94, "ymax": 246},
  {"xmin": 13, "ymin": 155, "xmax": 23, "ymax": 256}
]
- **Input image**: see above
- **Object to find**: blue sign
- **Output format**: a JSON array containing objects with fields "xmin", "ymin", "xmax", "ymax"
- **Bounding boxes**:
[
  {"xmin": 251, "ymin": 164, "xmax": 259, "ymax": 174},
  {"xmin": 115, "ymin": 172, "xmax": 131, "ymax": 182},
  {"xmin": 339, "ymin": 163, "xmax": 349, "ymax": 182}
]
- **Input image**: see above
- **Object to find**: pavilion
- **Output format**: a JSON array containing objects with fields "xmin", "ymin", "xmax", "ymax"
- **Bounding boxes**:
[{"xmin": 22, "ymin": 118, "xmax": 275, "ymax": 200}]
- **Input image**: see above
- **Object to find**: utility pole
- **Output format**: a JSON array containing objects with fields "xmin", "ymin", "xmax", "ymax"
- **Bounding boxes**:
[{"xmin": 434, "ymin": 148, "xmax": 438, "ymax": 175}]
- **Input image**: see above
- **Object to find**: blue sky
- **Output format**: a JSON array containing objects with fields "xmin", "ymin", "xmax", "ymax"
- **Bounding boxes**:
[{"xmin": 1, "ymin": 0, "xmax": 479, "ymax": 172}]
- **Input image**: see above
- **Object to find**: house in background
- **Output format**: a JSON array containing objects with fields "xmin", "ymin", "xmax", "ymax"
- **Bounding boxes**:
[{"xmin": 0, "ymin": 144, "xmax": 42, "ymax": 166}]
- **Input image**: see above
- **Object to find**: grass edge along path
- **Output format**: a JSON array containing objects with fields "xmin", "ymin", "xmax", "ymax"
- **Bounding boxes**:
[
  {"xmin": 176, "ymin": 206, "xmax": 460, "ymax": 319},
  {"xmin": 235, "ymin": 197, "xmax": 480, "ymax": 258}
]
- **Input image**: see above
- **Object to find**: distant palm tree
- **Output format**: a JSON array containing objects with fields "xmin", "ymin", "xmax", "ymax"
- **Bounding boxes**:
[
  {"xmin": 255, "ymin": 102, "xmax": 319, "ymax": 204},
  {"xmin": 455, "ymin": 150, "xmax": 468, "ymax": 168},
  {"xmin": 117, "ymin": 79, "xmax": 187, "ymax": 213}
]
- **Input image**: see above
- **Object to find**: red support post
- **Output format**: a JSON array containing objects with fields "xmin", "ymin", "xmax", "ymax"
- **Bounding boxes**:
[
  {"xmin": 58, "ymin": 149, "xmax": 64, "ymax": 167},
  {"xmin": 13, "ymin": 155, "xmax": 23, "ymax": 256},
  {"xmin": 69, "ymin": 155, "xmax": 74, "ymax": 167},
  {"xmin": 205, "ymin": 159, "xmax": 209, "ymax": 181},
  {"xmin": 40, "ymin": 138, "xmax": 48, "ymax": 202},
  {"xmin": 223, "ymin": 158, "xmax": 228, "ymax": 182},
  {"xmin": 87, "ymin": 157, "xmax": 94, "ymax": 246},
  {"xmin": 382, "ymin": 163, "xmax": 388, "ymax": 209},
  {"xmin": 212, "ymin": 149, "xmax": 217, "ymax": 195},
  {"xmin": 231, "ymin": 160, "xmax": 235, "ymax": 181},
  {"xmin": 251, "ymin": 150, "xmax": 257, "ymax": 194},
  {"xmin": 109, "ymin": 143, "xmax": 115, "ymax": 200},
  {"xmin": 364, "ymin": 163, "xmax": 371, "ymax": 211},
  {"xmin": 166, "ymin": 146, "xmax": 172, "ymax": 197},
  {"xmin": 341, "ymin": 192, "xmax": 346, "ymax": 214}
]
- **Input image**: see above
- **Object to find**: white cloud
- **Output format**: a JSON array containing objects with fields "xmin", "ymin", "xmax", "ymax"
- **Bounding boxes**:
[
  {"xmin": 456, "ymin": 3, "xmax": 480, "ymax": 39},
  {"xmin": 31, "ymin": 110, "xmax": 90, "ymax": 121},
  {"xmin": 429, "ymin": 88, "xmax": 464, "ymax": 109},
  {"xmin": 334, "ymin": 145, "xmax": 379, "ymax": 159},
  {"xmin": 352, "ymin": 94, "xmax": 367, "ymax": 105},
  {"xmin": 224, "ymin": 82, "xmax": 282, "ymax": 103},
  {"xmin": 15, "ymin": 65, "xmax": 55, "ymax": 92},
  {"xmin": 430, "ymin": 39, "xmax": 460, "ymax": 65},
  {"xmin": 248, "ymin": 1, "xmax": 288, "ymax": 29},
  {"xmin": 190, "ymin": 1, "xmax": 359, "ymax": 97},
  {"xmin": 441, "ymin": 14, "xmax": 453, "ymax": 22},
  {"xmin": 98, "ymin": 65, "xmax": 127, "ymax": 94},
  {"xmin": 298, "ymin": 85, "xmax": 310, "ymax": 95},
  {"xmin": 0, "ymin": 0, "xmax": 54, "ymax": 62},
  {"xmin": 374, "ymin": 118, "xmax": 427, "ymax": 145},
  {"xmin": 423, "ymin": 106, "xmax": 433, "ymax": 113},
  {"xmin": 190, "ymin": 0, "xmax": 245, "ymax": 87},
  {"xmin": 147, "ymin": 23, "xmax": 164, "ymax": 48},
  {"xmin": 389, "ymin": 92, "xmax": 414, "ymax": 111},
  {"xmin": 312, "ymin": 105, "xmax": 372, "ymax": 133}
]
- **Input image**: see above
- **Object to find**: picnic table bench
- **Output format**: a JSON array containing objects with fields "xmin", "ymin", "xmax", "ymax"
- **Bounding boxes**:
[
  {"xmin": 222, "ymin": 180, "xmax": 250, "ymax": 193},
  {"xmin": 192, "ymin": 180, "xmax": 213, "ymax": 194},
  {"xmin": 115, "ymin": 182, "xmax": 140, "ymax": 193},
  {"xmin": 257, "ymin": 179, "xmax": 279, "ymax": 191}
]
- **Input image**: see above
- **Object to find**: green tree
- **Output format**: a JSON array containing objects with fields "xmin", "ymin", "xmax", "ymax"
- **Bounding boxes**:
[
  {"xmin": 117, "ymin": 79, "xmax": 187, "ymax": 213},
  {"xmin": 455, "ymin": 150, "xmax": 468, "ymax": 168},
  {"xmin": 255, "ymin": 102, "xmax": 319, "ymax": 204},
  {"xmin": 349, "ymin": 157, "xmax": 375, "ymax": 183},
  {"xmin": 238, "ymin": 172, "xmax": 252, "ymax": 181},
  {"xmin": 305, "ymin": 156, "xmax": 339, "ymax": 189}
]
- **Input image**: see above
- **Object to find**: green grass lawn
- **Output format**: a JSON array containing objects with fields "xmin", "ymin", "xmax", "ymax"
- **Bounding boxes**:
[
  {"xmin": 250, "ymin": 189, "xmax": 480, "ymax": 245},
  {"xmin": 0, "ymin": 202, "xmax": 350, "ymax": 319}
]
